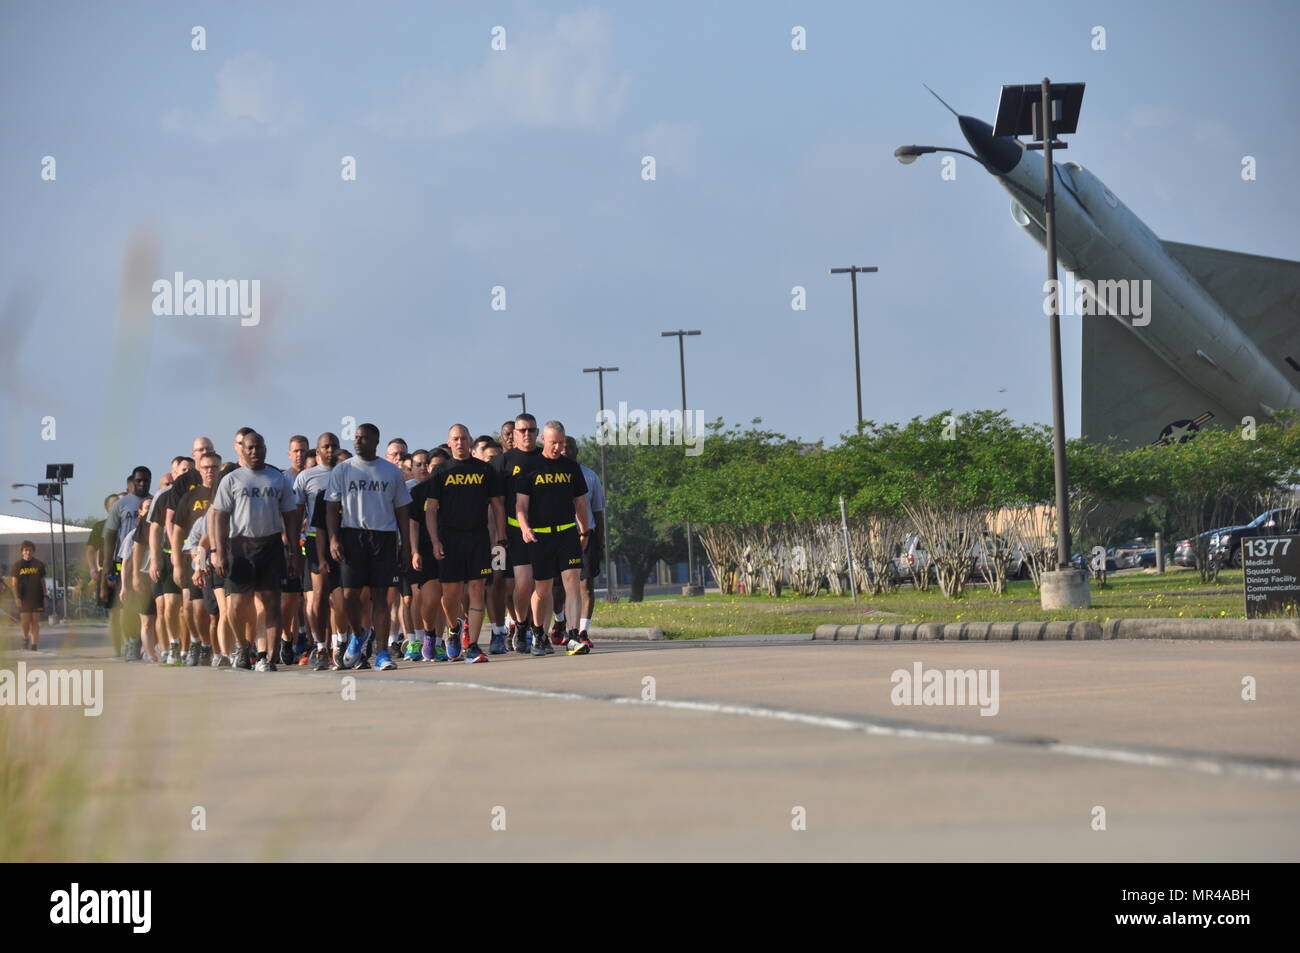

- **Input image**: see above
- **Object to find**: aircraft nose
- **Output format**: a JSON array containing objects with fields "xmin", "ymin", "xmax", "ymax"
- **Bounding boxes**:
[{"xmin": 958, "ymin": 115, "xmax": 1023, "ymax": 175}]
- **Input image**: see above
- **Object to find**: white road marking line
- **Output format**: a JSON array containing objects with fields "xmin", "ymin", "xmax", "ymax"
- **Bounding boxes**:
[{"xmin": 310, "ymin": 674, "xmax": 1300, "ymax": 784}]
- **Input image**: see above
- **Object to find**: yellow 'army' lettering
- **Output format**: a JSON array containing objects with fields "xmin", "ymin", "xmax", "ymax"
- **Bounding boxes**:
[
  {"xmin": 444, "ymin": 473, "xmax": 485, "ymax": 486},
  {"xmin": 532, "ymin": 473, "xmax": 572, "ymax": 485}
]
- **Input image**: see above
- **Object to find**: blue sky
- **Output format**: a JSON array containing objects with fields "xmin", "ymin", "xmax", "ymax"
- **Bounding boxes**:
[{"xmin": 3, "ymin": 0, "xmax": 1298, "ymax": 516}]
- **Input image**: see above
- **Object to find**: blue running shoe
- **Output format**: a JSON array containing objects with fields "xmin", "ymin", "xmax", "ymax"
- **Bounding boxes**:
[
  {"xmin": 488, "ymin": 632, "xmax": 507, "ymax": 655},
  {"xmin": 375, "ymin": 651, "xmax": 396, "ymax": 671},
  {"xmin": 343, "ymin": 634, "xmax": 364, "ymax": 669},
  {"xmin": 464, "ymin": 644, "xmax": 488, "ymax": 664},
  {"xmin": 530, "ymin": 628, "xmax": 546, "ymax": 657},
  {"xmin": 404, "ymin": 640, "xmax": 422, "ymax": 662},
  {"xmin": 445, "ymin": 633, "xmax": 462, "ymax": 661}
]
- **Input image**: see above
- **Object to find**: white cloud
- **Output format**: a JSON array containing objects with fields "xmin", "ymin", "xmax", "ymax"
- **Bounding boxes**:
[
  {"xmin": 367, "ymin": 9, "xmax": 629, "ymax": 138},
  {"xmin": 638, "ymin": 121, "xmax": 699, "ymax": 175},
  {"xmin": 163, "ymin": 52, "xmax": 304, "ymax": 142}
]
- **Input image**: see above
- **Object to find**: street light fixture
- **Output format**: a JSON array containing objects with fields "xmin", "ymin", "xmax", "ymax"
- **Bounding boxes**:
[
  {"xmin": 583, "ymin": 365, "xmax": 619, "ymax": 600},
  {"xmin": 661, "ymin": 329, "xmax": 703, "ymax": 595}
]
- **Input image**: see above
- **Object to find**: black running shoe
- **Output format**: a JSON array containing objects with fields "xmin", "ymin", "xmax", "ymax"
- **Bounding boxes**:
[{"xmin": 278, "ymin": 638, "xmax": 295, "ymax": 667}]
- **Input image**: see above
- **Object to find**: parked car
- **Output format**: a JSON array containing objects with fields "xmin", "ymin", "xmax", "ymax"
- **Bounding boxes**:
[
  {"xmin": 1071, "ymin": 551, "xmax": 1119, "ymax": 573},
  {"xmin": 1109, "ymin": 539, "xmax": 1151, "ymax": 569},
  {"xmin": 1133, "ymin": 548, "xmax": 1158, "ymax": 569},
  {"xmin": 1209, "ymin": 507, "xmax": 1300, "ymax": 567},
  {"xmin": 1174, "ymin": 530, "xmax": 1216, "ymax": 568},
  {"xmin": 891, "ymin": 532, "xmax": 1029, "ymax": 584}
]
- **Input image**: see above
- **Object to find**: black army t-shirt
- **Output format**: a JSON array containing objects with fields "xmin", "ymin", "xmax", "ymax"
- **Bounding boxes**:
[
  {"xmin": 428, "ymin": 457, "xmax": 504, "ymax": 533},
  {"xmin": 518, "ymin": 455, "xmax": 587, "ymax": 528}
]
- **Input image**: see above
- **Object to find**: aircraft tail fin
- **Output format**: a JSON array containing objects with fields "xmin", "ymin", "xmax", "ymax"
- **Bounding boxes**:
[{"xmin": 1161, "ymin": 241, "xmax": 1300, "ymax": 386}]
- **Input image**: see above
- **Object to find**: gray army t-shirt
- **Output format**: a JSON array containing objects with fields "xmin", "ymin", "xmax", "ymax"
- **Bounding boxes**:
[
  {"xmin": 325, "ymin": 457, "xmax": 411, "ymax": 532},
  {"xmin": 293, "ymin": 463, "xmax": 335, "ymax": 532},
  {"xmin": 211, "ymin": 465, "xmax": 297, "ymax": 538}
]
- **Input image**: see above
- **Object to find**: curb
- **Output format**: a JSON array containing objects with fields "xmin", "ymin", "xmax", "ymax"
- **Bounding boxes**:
[
  {"xmin": 814, "ymin": 622, "xmax": 1100, "ymax": 641},
  {"xmin": 1102, "ymin": 618, "xmax": 1300, "ymax": 640},
  {"xmin": 587, "ymin": 626, "xmax": 665, "ymax": 641},
  {"xmin": 813, "ymin": 618, "xmax": 1300, "ymax": 641}
]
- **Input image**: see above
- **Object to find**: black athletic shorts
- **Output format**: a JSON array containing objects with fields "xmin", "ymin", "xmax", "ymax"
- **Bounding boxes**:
[
  {"xmin": 528, "ymin": 527, "xmax": 583, "ymax": 582},
  {"xmin": 398, "ymin": 571, "xmax": 412, "ymax": 598},
  {"xmin": 155, "ymin": 553, "xmax": 183, "ymax": 598},
  {"xmin": 306, "ymin": 534, "xmax": 341, "ymax": 590},
  {"xmin": 18, "ymin": 591, "xmax": 43, "ymax": 613},
  {"xmin": 279, "ymin": 541, "xmax": 304, "ymax": 593},
  {"xmin": 582, "ymin": 543, "xmax": 603, "ymax": 582},
  {"xmin": 131, "ymin": 586, "xmax": 156, "ymax": 617},
  {"xmin": 338, "ymin": 527, "xmax": 400, "ymax": 591},
  {"xmin": 505, "ymin": 522, "xmax": 530, "ymax": 573},
  {"xmin": 224, "ymin": 535, "xmax": 285, "ymax": 595},
  {"xmin": 438, "ymin": 529, "xmax": 493, "ymax": 584},
  {"xmin": 411, "ymin": 541, "xmax": 440, "ymax": 587},
  {"xmin": 201, "ymin": 573, "xmax": 220, "ymax": 616},
  {"xmin": 102, "ymin": 562, "xmax": 122, "ymax": 610},
  {"xmin": 180, "ymin": 553, "xmax": 203, "ymax": 600}
]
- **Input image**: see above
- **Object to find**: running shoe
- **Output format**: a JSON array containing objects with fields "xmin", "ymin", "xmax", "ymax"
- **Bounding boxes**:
[
  {"xmin": 235, "ymin": 644, "xmax": 253, "ymax": 669},
  {"xmin": 421, "ymin": 633, "xmax": 436, "ymax": 661},
  {"xmin": 330, "ymin": 646, "xmax": 345, "ymax": 671},
  {"xmin": 488, "ymin": 632, "xmax": 507, "ymax": 655},
  {"xmin": 186, "ymin": 642, "xmax": 202, "ymax": 667},
  {"xmin": 199, "ymin": 644, "xmax": 213, "ymax": 667},
  {"xmin": 550, "ymin": 619, "xmax": 566, "ymax": 645},
  {"xmin": 354, "ymin": 658, "xmax": 372, "ymax": 670},
  {"xmin": 375, "ymin": 651, "xmax": 396, "ymax": 671},
  {"xmin": 434, "ymin": 641, "xmax": 448, "ymax": 662},
  {"xmin": 530, "ymin": 628, "xmax": 546, "ymax": 657},
  {"xmin": 542, "ymin": 630, "xmax": 555, "ymax": 654},
  {"xmin": 404, "ymin": 639, "xmax": 422, "ymax": 662},
  {"xmin": 566, "ymin": 632, "xmax": 590, "ymax": 656},
  {"xmin": 124, "ymin": 637, "xmax": 142, "ymax": 662},
  {"xmin": 308, "ymin": 646, "xmax": 328, "ymax": 671},
  {"xmin": 464, "ymin": 643, "xmax": 488, "ymax": 664},
  {"xmin": 445, "ymin": 632, "xmax": 462, "ymax": 661},
  {"xmin": 254, "ymin": 656, "xmax": 277, "ymax": 672},
  {"xmin": 578, "ymin": 631, "xmax": 594, "ymax": 652},
  {"xmin": 278, "ymin": 639, "xmax": 296, "ymax": 667},
  {"xmin": 216, "ymin": 653, "xmax": 233, "ymax": 669},
  {"xmin": 387, "ymin": 637, "xmax": 402, "ymax": 659},
  {"xmin": 342, "ymin": 634, "xmax": 364, "ymax": 669},
  {"xmin": 161, "ymin": 647, "xmax": 175, "ymax": 665}
]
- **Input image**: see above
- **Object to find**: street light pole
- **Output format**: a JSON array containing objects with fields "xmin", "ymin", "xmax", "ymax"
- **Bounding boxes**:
[
  {"xmin": 829, "ymin": 266, "xmax": 878, "ymax": 428},
  {"xmin": 661, "ymin": 329, "xmax": 702, "ymax": 593},
  {"xmin": 583, "ymin": 365, "xmax": 619, "ymax": 600},
  {"xmin": 1039, "ymin": 79, "xmax": 1071, "ymax": 570},
  {"xmin": 990, "ymin": 76, "xmax": 1089, "ymax": 608},
  {"xmin": 507, "ymin": 392, "xmax": 527, "ymax": 416},
  {"xmin": 47, "ymin": 465, "xmax": 73, "ymax": 620}
]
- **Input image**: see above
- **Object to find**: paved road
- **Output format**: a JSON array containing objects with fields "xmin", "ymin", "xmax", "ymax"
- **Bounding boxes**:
[{"xmin": 5, "ymin": 625, "xmax": 1299, "ymax": 861}]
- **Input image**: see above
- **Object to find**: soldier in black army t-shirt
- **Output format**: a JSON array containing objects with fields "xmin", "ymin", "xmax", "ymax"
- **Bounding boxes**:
[
  {"xmin": 426, "ymin": 425, "xmax": 506, "ymax": 662},
  {"xmin": 514, "ymin": 420, "xmax": 592, "ymax": 657}
]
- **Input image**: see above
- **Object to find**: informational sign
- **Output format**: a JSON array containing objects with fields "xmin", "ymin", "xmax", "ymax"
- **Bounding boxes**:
[{"xmin": 1242, "ymin": 534, "xmax": 1300, "ymax": 619}]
